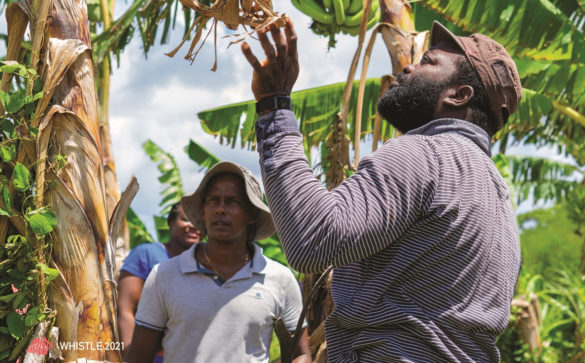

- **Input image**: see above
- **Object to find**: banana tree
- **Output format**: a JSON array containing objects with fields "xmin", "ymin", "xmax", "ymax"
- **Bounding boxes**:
[{"xmin": 0, "ymin": 0, "xmax": 142, "ymax": 360}]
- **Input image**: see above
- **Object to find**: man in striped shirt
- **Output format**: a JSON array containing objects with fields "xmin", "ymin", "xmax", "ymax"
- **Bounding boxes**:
[{"xmin": 241, "ymin": 18, "xmax": 522, "ymax": 362}]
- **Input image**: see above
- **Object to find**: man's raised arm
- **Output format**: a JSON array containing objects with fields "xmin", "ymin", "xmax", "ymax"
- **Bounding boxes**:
[{"xmin": 241, "ymin": 19, "xmax": 432, "ymax": 273}]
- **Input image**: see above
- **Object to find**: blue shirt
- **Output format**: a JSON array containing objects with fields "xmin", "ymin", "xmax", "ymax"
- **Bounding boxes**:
[{"xmin": 121, "ymin": 242, "xmax": 170, "ymax": 280}]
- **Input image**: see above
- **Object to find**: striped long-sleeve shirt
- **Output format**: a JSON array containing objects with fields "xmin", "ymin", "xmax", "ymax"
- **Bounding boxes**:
[{"xmin": 256, "ymin": 110, "xmax": 521, "ymax": 362}]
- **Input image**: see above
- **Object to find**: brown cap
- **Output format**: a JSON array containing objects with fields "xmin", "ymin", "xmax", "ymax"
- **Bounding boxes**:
[
  {"xmin": 181, "ymin": 162, "xmax": 276, "ymax": 241},
  {"xmin": 431, "ymin": 21, "xmax": 522, "ymax": 131}
]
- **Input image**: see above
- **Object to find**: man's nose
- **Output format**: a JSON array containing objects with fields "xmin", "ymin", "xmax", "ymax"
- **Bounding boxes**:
[
  {"xmin": 402, "ymin": 64, "xmax": 415, "ymax": 74},
  {"xmin": 214, "ymin": 200, "xmax": 226, "ymax": 213}
]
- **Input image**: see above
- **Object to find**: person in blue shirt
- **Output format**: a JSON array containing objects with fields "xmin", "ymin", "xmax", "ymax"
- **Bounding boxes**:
[{"xmin": 117, "ymin": 203, "xmax": 201, "ymax": 357}]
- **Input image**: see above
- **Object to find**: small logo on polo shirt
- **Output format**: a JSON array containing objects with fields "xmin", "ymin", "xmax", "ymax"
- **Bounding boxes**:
[{"xmin": 255, "ymin": 292, "xmax": 262, "ymax": 299}]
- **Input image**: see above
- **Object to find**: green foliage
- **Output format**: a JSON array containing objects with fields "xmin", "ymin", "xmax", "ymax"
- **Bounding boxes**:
[
  {"xmin": 498, "ymin": 204, "xmax": 585, "ymax": 361},
  {"xmin": 269, "ymin": 330, "xmax": 281, "ymax": 362},
  {"xmin": 185, "ymin": 139, "xmax": 220, "ymax": 171},
  {"xmin": 517, "ymin": 205, "xmax": 582, "ymax": 279},
  {"xmin": 143, "ymin": 140, "xmax": 184, "ymax": 216},
  {"xmin": 198, "ymin": 79, "xmax": 385, "ymax": 179},
  {"xmin": 0, "ymin": 61, "xmax": 56, "ymax": 361},
  {"xmin": 198, "ymin": 79, "xmax": 383, "ymax": 152},
  {"xmin": 154, "ymin": 215, "xmax": 170, "ymax": 245},
  {"xmin": 256, "ymin": 235, "xmax": 288, "ymax": 268},
  {"xmin": 498, "ymin": 154, "xmax": 583, "ymax": 206},
  {"xmin": 142, "ymin": 140, "xmax": 184, "ymax": 242},
  {"xmin": 11, "ymin": 163, "xmax": 30, "ymax": 192},
  {"xmin": 25, "ymin": 208, "xmax": 57, "ymax": 236},
  {"xmin": 126, "ymin": 207, "xmax": 155, "ymax": 249},
  {"xmin": 499, "ymin": 269, "xmax": 585, "ymax": 362}
]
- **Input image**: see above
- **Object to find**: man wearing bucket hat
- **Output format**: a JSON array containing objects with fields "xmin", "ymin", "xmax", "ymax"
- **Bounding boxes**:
[
  {"xmin": 241, "ymin": 17, "xmax": 521, "ymax": 362},
  {"xmin": 126, "ymin": 161, "xmax": 310, "ymax": 363}
]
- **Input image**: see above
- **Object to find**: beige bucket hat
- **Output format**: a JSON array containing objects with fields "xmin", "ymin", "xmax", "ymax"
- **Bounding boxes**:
[{"xmin": 181, "ymin": 162, "xmax": 276, "ymax": 241}]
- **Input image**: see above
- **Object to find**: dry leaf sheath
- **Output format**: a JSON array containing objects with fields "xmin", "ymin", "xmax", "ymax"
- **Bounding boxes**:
[{"xmin": 166, "ymin": 0, "xmax": 285, "ymax": 70}]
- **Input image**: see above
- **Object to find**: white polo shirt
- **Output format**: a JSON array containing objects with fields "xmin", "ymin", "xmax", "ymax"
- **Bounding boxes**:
[{"xmin": 135, "ymin": 243, "xmax": 303, "ymax": 363}]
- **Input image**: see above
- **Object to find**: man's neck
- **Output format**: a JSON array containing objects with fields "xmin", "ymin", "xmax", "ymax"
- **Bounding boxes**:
[{"xmin": 205, "ymin": 239, "xmax": 250, "ymax": 267}]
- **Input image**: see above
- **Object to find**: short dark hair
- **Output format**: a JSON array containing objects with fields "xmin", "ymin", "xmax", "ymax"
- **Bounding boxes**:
[
  {"xmin": 451, "ymin": 57, "xmax": 497, "ymax": 136},
  {"xmin": 167, "ymin": 202, "xmax": 181, "ymax": 226}
]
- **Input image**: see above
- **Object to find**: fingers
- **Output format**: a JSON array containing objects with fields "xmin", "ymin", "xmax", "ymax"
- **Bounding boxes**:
[
  {"xmin": 284, "ymin": 17, "xmax": 298, "ymax": 58},
  {"xmin": 241, "ymin": 42, "xmax": 262, "ymax": 71},
  {"xmin": 269, "ymin": 23, "xmax": 287, "ymax": 59},
  {"xmin": 257, "ymin": 28, "xmax": 276, "ymax": 61}
]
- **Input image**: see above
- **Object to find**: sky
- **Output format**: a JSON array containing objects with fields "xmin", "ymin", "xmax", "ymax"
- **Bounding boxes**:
[
  {"xmin": 107, "ymin": 1, "xmax": 396, "ymax": 237},
  {"xmin": 0, "ymin": 2, "xmax": 577, "ymax": 238}
]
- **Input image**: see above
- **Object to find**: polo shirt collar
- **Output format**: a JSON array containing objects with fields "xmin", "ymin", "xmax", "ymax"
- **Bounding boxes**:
[
  {"xmin": 406, "ymin": 118, "xmax": 492, "ymax": 157},
  {"xmin": 179, "ymin": 244, "xmax": 198, "ymax": 274},
  {"xmin": 179, "ymin": 243, "xmax": 269, "ymax": 276}
]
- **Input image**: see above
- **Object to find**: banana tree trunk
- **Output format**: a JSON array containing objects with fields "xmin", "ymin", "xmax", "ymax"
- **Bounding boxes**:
[
  {"xmin": 34, "ymin": 0, "xmax": 121, "ymax": 360},
  {"xmin": 94, "ymin": 0, "xmax": 131, "ymax": 279}
]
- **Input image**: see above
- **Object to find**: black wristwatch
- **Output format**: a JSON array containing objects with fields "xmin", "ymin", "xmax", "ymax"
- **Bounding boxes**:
[{"xmin": 255, "ymin": 95, "xmax": 292, "ymax": 114}]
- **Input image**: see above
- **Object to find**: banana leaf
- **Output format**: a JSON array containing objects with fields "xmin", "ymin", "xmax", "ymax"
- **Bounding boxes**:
[
  {"xmin": 198, "ymin": 78, "xmax": 386, "ymax": 155},
  {"xmin": 143, "ymin": 139, "xmax": 184, "ymax": 216}
]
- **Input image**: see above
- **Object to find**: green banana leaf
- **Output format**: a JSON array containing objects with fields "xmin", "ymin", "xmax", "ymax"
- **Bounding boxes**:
[
  {"xmin": 185, "ymin": 139, "xmax": 221, "ymax": 171},
  {"xmin": 143, "ymin": 139, "xmax": 184, "ymax": 242},
  {"xmin": 126, "ymin": 207, "xmax": 155, "ymax": 249},
  {"xmin": 198, "ymin": 78, "xmax": 389, "ymax": 167}
]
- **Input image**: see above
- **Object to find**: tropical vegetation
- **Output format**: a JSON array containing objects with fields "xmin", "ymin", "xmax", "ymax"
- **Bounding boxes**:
[{"xmin": 0, "ymin": 0, "xmax": 584, "ymax": 361}]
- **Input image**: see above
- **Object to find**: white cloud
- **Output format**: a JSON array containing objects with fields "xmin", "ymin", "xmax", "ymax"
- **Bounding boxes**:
[{"xmin": 108, "ymin": 4, "xmax": 396, "ymax": 237}]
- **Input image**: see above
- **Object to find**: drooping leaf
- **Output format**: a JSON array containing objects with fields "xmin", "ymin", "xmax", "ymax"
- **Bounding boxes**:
[
  {"xmin": 197, "ymin": 78, "xmax": 385, "ymax": 153},
  {"xmin": 185, "ymin": 140, "xmax": 221, "ymax": 172},
  {"xmin": 143, "ymin": 140, "xmax": 184, "ymax": 216},
  {"xmin": 502, "ymin": 154, "xmax": 582, "ymax": 205}
]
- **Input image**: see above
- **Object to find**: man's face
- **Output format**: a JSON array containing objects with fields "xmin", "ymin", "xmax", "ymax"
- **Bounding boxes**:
[
  {"xmin": 377, "ymin": 42, "xmax": 464, "ymax": 133},
  {"xmin": 202, "ymin": 174, "xmax": 255, "ymax": 245},
  {"xmin": 169, "ymin": 206, "xmax": 201, "ymax": 250}
]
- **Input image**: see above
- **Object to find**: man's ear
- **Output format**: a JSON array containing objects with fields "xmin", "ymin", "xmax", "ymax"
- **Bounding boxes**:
[{"xmin": 442, "ymin": 85, "xmax": 474, "ymax": 109}]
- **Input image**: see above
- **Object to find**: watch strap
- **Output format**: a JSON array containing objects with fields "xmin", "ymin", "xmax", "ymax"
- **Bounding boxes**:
[{"xmin": 256, "ymin": 95, "xmax": 292, "ymax": 114}]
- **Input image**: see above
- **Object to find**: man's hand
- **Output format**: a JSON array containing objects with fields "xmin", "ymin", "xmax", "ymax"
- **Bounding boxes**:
[{"xmin": 241, "ymin": 16, "xmax": 299, "ymax": 101}]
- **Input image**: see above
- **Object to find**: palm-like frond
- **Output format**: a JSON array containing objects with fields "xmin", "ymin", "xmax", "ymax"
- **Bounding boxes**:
[
  {"xmin": 91, "ymin": 0, "xmax": 214, "ymax": 65},
  {"xmin": 185, "ymin": 139, "xmax": 221, "ymax": 171},
  {"xmin": 142, "ymin": 139, "xmax": 184, "ymax": 215},
  {"xmin": 198, "ymin": 78, "xmax": 389, "ymax": 155},
  {"xmin": 419, "ymin": 0, "xmax": 583, "ymax": 63}
]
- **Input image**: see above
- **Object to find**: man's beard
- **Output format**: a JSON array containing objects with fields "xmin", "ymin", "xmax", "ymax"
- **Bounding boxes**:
[{"xmin": 377, "ymin": 72, "xmax": 450, "ymax": 133}]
